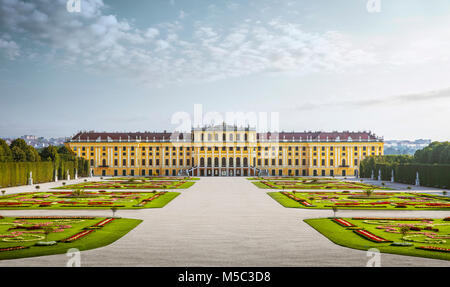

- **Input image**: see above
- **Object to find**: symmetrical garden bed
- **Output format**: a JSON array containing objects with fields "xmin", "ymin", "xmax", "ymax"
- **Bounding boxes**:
[
  {"xmin": 247, "ymin": 177, "xmax": 334, "ymax": 181},
  {"xmin": 268, "ymin": 191, "xmax": 450, "ymax": 210},
  {"xmin": 0, "ymin": 216, "xmax": 141, "ymax": 260},
  {"xmin": 305, "ymin": 217, "xmax": 450, "ymax": 261},
  {"xmin": 0, "ymin": 191, "xmax": 180, "ymax": 209},
  {"xmin": 105, "ymin": 177, "xmax": 199, "ymax": 181},
  {"xmin": 253, "ymin": 179, "xmax": 390, "ymax": 190},
  {"xmin": 54, "ymin": 180, "xmax": 195, "ymax": 190}
]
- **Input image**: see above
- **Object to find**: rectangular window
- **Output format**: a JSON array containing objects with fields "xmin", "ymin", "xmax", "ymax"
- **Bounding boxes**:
[
  {"xmin": 271, "ymin": 159, "xmax": 275, "ymax": 165},
  {"xmin": 130, "ymin": 159, "xmax": 135, "ymax": 166},
  {"xmin": 122, "ymin": 159, "xmax": 126, "ymax": 166},
  {"xmin": 330, "ymin": 159, "xmax": 334, "ymax": 166},
  {"xmin": 321, "ymin": 159, "xmax": 325, "ymax": 166},
  {"xmin": 142, "ymin": 159, "xmax": 146, "ymax": 166},
  {"xmin": 288, "ymin": 159, "xmax": 292, "ymax": 166},
  {"xmin": 313, "ymin": 159, "xmax": 317, "ymax": 166},
  {"xmin": 114, "ymin": 159, "xmax": 118, "ymax": 166},
  {"xmin": 278, "ymin": 159, "xmax": 282, "ymax": 165}
]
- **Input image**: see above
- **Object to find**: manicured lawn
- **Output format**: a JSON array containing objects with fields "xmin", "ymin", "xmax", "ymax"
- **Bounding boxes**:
[
  {"xmin": 0, "ymin": 191, "xmax": 180, "ymax": 209},
  {"xmin": 305, "ymin": 217, "xmax": 450, "ymax": 261},
  {"xmin": 0, "ymin": 216, "xmax": 141, "ymax": 260},
  {"xmin": 54, "ymin": 180, "xmax": 195, "ymax": 190},
  {"xmin": 268, "ymin": 191, "xmax": 450, "ymax": 210},
  {"xmin": 247, "ymin": 177, "xmax": 334, "ymax": 181},
  {"xmin": 105, "ymin": 177, "xmax": 200, "ymax": 181},
  {"xmin": 253, "ymin": 179, "xmax": 390, "ymax": 190}
]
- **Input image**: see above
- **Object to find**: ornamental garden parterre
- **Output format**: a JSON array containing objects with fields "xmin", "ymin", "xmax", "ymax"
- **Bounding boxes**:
[
  {"xmin": 305, "ymin": 217, "xmax": 450, "ymax": 261},
  {"xmin": 251, "ymin": 178, "xmax": 390, "ymax": 190},
  {"xmin": 54, "ymin": 179, "xmax": 195, "ymax": 190},
  {"xmin": 0, "ymin": 215, "xmax": 141, "ymax": 260},
  {"xmin": 0, "ymin": 190, "xmax": 180, "ymax": 209},
  {"xmin": 269, "ymin": 191, "xmax": 450, "ymax": 210}
]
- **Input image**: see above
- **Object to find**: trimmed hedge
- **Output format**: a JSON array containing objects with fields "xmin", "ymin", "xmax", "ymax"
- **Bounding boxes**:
[
  {"xmin": 0, "ymin": 158, "xmax": 89, "ymax": 188},
  {"xmin": 360, "ymin": 160, "xmax": 450, "ymax": 189}
]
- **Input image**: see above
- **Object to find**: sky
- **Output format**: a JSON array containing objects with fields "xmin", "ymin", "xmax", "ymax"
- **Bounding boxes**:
[{"xmin": 0, "ymin": 0, "xmax": 449, "ymax": 141}]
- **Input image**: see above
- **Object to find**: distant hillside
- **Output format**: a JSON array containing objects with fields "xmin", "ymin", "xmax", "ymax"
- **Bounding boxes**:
[{"xmin": 384, "ymin": 139, "xmax": 431, "ymax": 155}]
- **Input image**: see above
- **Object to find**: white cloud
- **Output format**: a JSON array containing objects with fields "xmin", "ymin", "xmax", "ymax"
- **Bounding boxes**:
[
  {"xmin": 0, "ymin": 36, "xmax": 19, "ymax": 59},
  {"xmin": 0, "ymin": 0, "xmax": 380, "ymax": 86}
]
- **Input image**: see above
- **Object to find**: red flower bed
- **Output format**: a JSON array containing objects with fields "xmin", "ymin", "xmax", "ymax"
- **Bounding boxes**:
[
  {"xmin": 351, "ymin": 217, "xmax": 433, "ymax": 221},
  {"xmin": 0, "ymin": 246, "xmax": 29, "ymax": 252},
  {"xmin": 60, "ymin": 229, "xmax": 95, "ymax": 242},
  {"xmin": 281, "ymin": 192, "xmax": 313, "ymax": 207},
  {"xmin": 93, "ymin": 218, "xmax": 115, "ymax": 227},
  {"xmin": 333, "ymin": 218, "xmax": 356, "ymax": 227},
  {"xmin": 416, "ymin": 246, "xmax": 450, "ymax": 253},
  {"xmin": 16, "ymin": 216, "xmax": 96, "ymax": 219},
  {"xmin": 353, "ymin": 229, "xmax": 392, "ymax": 243}
]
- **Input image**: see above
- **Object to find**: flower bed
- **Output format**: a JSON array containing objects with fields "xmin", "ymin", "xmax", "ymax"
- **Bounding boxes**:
[
  {"xmin": 93, "ymin": 218, "xmax": 115, "ymax": 227},
  {"xmin": 0, "ymin": 246, "xmax": 29, "ymax": 252},
  {"xmin": 353, "ymin": 229, "xmax": 392, "ymax": 243},
  {"xmin": 0, "ymin": 191, "xmax": 179, "ymax": 210},
  {"xmin": 333, "ymin": 218, "xmax": 356, "ymax": 227},
  {"xmin": 269, "ymin": 190, "xmax": 450, "ymax": 210},
  {"xmin": 16, "ymin": 216, "xmax": 96, "ymax": 220},
  {"xmin": 416, "ymin": 246, "xmax": 450, "ymax": 253},
  {"xmin": 60, "ymin": 229, "xmax": 95, "ymax": 243},
  {"xmin": 352, "ymin": 217, "xmax": 433, "ymax": 221}
]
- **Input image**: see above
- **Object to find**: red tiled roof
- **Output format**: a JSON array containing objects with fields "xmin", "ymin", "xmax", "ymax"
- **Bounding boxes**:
[
  {"xmin": 257, "ymin": 131, "xmax": 379, "ymax": 141},
  {"xmin": 70, "ymin": 130, "xmax": 381, "ymax": 142},
  {"xmin": 71, "ymin": 132, "xmax": 187, "ymax": 142}
]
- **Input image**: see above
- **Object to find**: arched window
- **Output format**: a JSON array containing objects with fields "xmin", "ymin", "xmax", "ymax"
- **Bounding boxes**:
[
  {"xmin": 243, "ymin": 157, "xmax": 248, "ymax": 167},
  {"xmin": 245, "ymin": 133, "xmax": 248, "ymax": 141},
  {"xmin": 222, "ymin": 133, "xmax": 226, "ymax": 141},
  {"xmin": 236, "ymin": 157, "xmax": 241, "ymax": 167},
  {"xmin": 200, "ymin": 157, "xmax": 205, "ymax": 167},
  {"xmin": 214, "ymin": 157, "xmax": 219, "ymax": 167},
  {"xmin": 229, "ymin": 134, "xmax": 233, "ymax": 141},
  {"xmin": 229, "ymin": 157, "xmax": 234, "ymax": 167},
  {"xmin": 222, "ymin": 157, "xmax": 226, "ymax": 167},
  {"xmin": 342, "ymin": 159, "xmax": 346, "ymax": 166},
  {"xmin": 102, "ymin": 159, "xmax": 106, "ymax": 166},
  {"xmin": 208, "ymin": 134, "xmax": 212, "ymax": 141},
  {"xmin": 207, "ymin": 157, "xmax": 212, "ymax": 167},
  {"xmin": 214, "ymin": 134, "xmax": 218, "ymax": 141}
]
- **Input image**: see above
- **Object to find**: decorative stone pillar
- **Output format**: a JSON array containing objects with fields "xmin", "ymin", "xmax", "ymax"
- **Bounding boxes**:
[{"xmin": 28, "ymin": 171, "xmax": 33, "ymax": 185}]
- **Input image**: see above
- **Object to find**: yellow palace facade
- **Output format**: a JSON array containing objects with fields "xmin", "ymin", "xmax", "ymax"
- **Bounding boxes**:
[{"xmin": 66, "ymin": 125, "xmax": 384, "ymax": 177}]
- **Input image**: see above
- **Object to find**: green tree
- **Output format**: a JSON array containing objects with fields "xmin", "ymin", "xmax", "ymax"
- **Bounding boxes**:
[
  {"xmin": 9, "ymin": 138, "xmax": 28, "ymax": 152},
  {"xmin": 11, "ymin": 146, "xmax": 26, "ymax": 162},
  {"xmin": 40, "ymin": 145, "xmax": 60, "ymax": 162},
  {"xmin": 24, "ymin": 146, "xmax": 40, "ymax": 162},
  {"xmin": 0, "ymin": 139, "xmax": 12, "ymax": 162}
]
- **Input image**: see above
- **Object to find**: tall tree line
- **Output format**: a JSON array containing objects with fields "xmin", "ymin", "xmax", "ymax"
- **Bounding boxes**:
[{"xmin": 0, "ymin": 138, "xmax": 75, "ymax": 163}]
